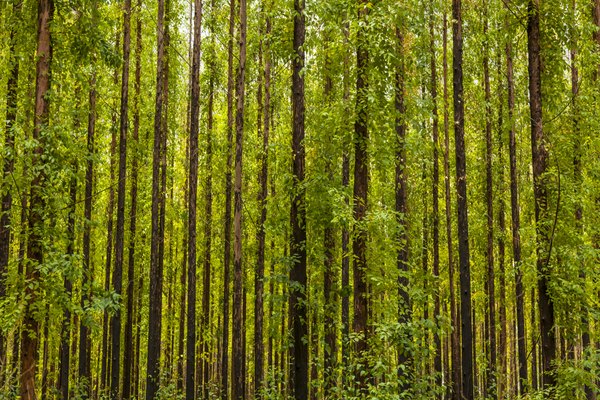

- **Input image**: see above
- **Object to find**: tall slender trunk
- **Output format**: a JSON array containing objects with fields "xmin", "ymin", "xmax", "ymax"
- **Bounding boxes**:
[
  {"xmin": 146, "ymin": 0, "xmax": 169, "ymax": 396},
  {"xmin": 429, "ymin": 4, "xmax": 442, "ymax": 388},
  {"xmin": 482, "ymin": 3, "xmax": 496, "ymax": 397},
  {"xmin": 78, "ymin": 68, "xmax": 95, "ymax": 397},
  {"xmin": 122, "ymin": 2, "xmax": 142, "ymax": 396},
  {"xmin": 496, "ymin": 49, "xmax": 508, "ymax": 400},
  {"xmin": 254, "ymin": 5, "xmax": 270, "ymax": 396},
  {"xmin": 59, "ymin": 158, "xmax": 78, "ymax": 400},
  {"xmin": 231, "ymin": 0, "xmax": 247, "ymax": 396},
  {"xmin": 442, "ymin": 11, "xmax": 460, "ymax": 400},
  {"xmin": 504, "ymin": 6, "xmax": 528, "ymax": 393},
  {"xmin": 202, "ymin": 4, "xmax": 214, "ymax": 396},
  {"xmin": 353, "ymin": 0, "xmax": 370, "ymax": 392},
  {"xmin": 111, "ymin": 1, "xmax": 132, "ymax": 396},
  {"xmin": 394, "ymin": 23, "xmax": 410, "ymax": 388},
  {"xmin": 221, "ymin": 1, "xmax": 236, "ymax": 397},
  {"xmin": 341, "ymin": 18, "xmax": 351, "ymax": 386},
  {"xmin": 526, "ymin": 0, "xmax": 556, "ymax": 390},
  {"xmin": 187, "ymin": 0, "xmax": 202, "ymax": 397},
  {"xmin": 98, "ymin": 72, "xmax": 118, "ymax": 390},
  {"xmin": 289, "ymin": 0, "xmax": 308, "ymax": 397},
  {"xmin": 322, "ymin": 33, "xmax": 336, "ymax": 397},
  {"xmin": 452, "ymin": 0, "xmax": 474, "ymax": 397},
  {"xmin": 20, "ymin": 0, "xmax": 53, "ymax": 398},
  {"xmin": 0, "ymin": 1, "xmax": 20, "ymax": 370}
]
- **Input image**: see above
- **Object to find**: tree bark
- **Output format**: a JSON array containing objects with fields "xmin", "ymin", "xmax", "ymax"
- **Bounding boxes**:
[
  {"xmin": 146, "ymin": 0, "xmax": 168, "ymax": 396},
  {"xmin": 122, "ymin": 1, "xmax": 142, "ymax": 396},
  {"xmin": 428, "ymin": 6, "xmax": 442, "ymax": 387},
  {"xmin": 289, "ymin": 0, "xmax": 308, "ymax": 397},
  {"xmin": 221, "ymin": 0, "xmax": 236, "ymax": 397},
  {"xmin": 21, "ymin": 0, "xmax": 53, "ymax": 398},
  {"xmin": 442, "ymin": 11, "xmax": 460, "ymax": 399},
  {"xmin": 202, "ymin": 3, "xmax": 214, "ymax": 396},
  {"xmin": 504, "ymin": 6, "xmax": 528, "ymax": 393},
  {"xmin": 395, "ymin": 23, "xmax": 411, "ymax": 389},
  {"xmin": 452, "ymin": 0, "xmax": 474, "ymax": 397},
  {"xmin": 59, "ymin": 157, "xmax": 78, "ymax": 400},
  {"xmin": 526, "ymin": 0, "xmax": 556, "ymax": 390},
  {"xmin": 353, "ymin": 0, "xmax": 370, "ymax": 392},
  {"xmin": 0, "ymin": 1, "xmax": 20, "ymax": 370},
  {"xmin": 482, "ymin": 4, "xmax": 496, "ymax": 397},
  {"xmin": 254, "ymin": 5, "xmax": 270, "ymax": 396},
  {"xmin": 231, "ymin": 0, "xmax": 247, "ymax": 396},
  {"xmin": 187, "ymin": 0, "xmax": 202, "ymax": 397},
  {"xmin": 78, "ymin": 69, "xmax": 95, "ymax": 398},
  {"xmin": 111, "ymin": 0, "xmax": 132, "ymax": 396}
]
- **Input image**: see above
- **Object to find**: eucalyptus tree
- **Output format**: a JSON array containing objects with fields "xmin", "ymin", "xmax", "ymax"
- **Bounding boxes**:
[
  {"xmin": 21, "ymin": 0, "xmax": 53, "ymax": 398},
  {"xmin": 451, "ymin": 0, "xmax": 474, "ymax": 397}
]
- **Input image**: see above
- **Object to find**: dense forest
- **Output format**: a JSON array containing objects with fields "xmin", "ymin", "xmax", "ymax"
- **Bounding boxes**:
[{"xmin": 1, "ymin": 0, "xmax": 599, "ymax": 398}]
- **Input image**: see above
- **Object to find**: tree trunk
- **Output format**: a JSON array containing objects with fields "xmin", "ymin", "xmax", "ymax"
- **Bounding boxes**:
[
  {"xmin": 526, "ymin": 0, "xmax": 556, "ymax": 390},
  {"xmin": 21, "ymin": 0, "xmax": 53, "ymax": 398},
  {"xmin": 504, "ymin": 6, "xmax": 528, "ymax": 393},
  {"xmin": 146, "ymin": 0, "xmax": 168, "ymax": 395},
  {"xmin": 353, "ymin": 0, "xmax": 370, "ymax": 392},
  {"xmin": 429, "ymin": 5, "xmax": 442, "ymax": 388},
  {"xmin": 341, "ymin": 18, "xmax": 351, "ymax": 387},
  {"xmin": 395, "ymin": 23, "xmax": 411, "ymax": 388},
  {"xmin": 221, "ymin": 0, "xmax": 236, "ymax": 397},
  {"xmin": 442, "ymin": 11, "xmax": 460, "ymax": 400},
  {"xmin": 202, "ymin": 3, "xmax": 214, "ymax": 396},
  {"xmin": 452, "ymin": 0, "xmax": 474, "ymax": 397},
  {"xmin": 187, "ymin": 0, "xmax": 202, "ymax": 397},
  {"xmin": 322, "ymin": 34, "xmax": 336, "ymax": 398},
  {"xmin": 0, "ymin": 0, "xmax": 20, "ymax": 370},
  {"xmin": 59, "ymin": 158, "xmax": 77, "ymax": 400},
  {"xmin": 482, "ymin": 4, "xmax": 496, "ymax": 397},
  {"xmin": 289, "ymin": 0, "xmax": 308, "ymax": 397},
  {"xmin": 496, "ymin": 50, "xmax": 508, "ymax": 400},
  {"xmin": 254, "ymin": 6, "xmax": 270, "ymax": 396},
  {"xmin": 111, "ymin": 0, "xmax": 132, "ymax": 396},
  {"xmin": 231, "ymin": 0, "xmax": 247, "ymax": 396},
  {"xmin": 122, "ymin": 1, "xmax": 142, "ymax": 396},
  {"xmin": 78, "ymin": 69, "xmax": 95, "ymax": 397}
]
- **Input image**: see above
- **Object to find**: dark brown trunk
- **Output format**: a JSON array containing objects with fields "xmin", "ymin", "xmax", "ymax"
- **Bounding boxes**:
[
  {"xmin": 111, "ymin": 0, "xmax": 132, "ymax": 396},
  {"xmin": 99, "ymin": 69, "xmax": 118, "ymax": 390},
  {"xmin": 146, "ymin": 0, "xmax": 168, "ymax": 396},
  {"xmin": 202, "ymin": 7, "xmax": 214, "ymax": 397},
  {"xmin": 482, "ymin": 4, "xmax": 496, "ymax": 397},
  {"xmin": 442, "ymin": 12, "xmax": 460, "ymax": 400},
  {"xmin": 452, "ymin": 0, "xmax": 474, "ymax": 397},
  {"xmin": 254, "ymin": 6, "xmax": 270, "ymax": 396},
  {"xmin": 20, "ymin": 1, "xmax": 53, "ymax": 398},
  {"xmin": 321, "ymin": 31, "xmax": 337, "ymax": 398},
  {"xmin": 341, "ymin": 18, "xmax": 351, "ymax": 386},
  {"xmin": 496, "ymin": 50, "xmax": 508, "ymax": 400},
  {"xmin": 231, "ymin": 0, "xmax": 247, "ymax": 396},
  {"xmin": 395, "ymin": 24, "xmax": 411, "ymax": 388},
  {"xmin": 78, "ymin": 69, "xmax": 95, "ymax": 397},
  {"xmin": 504, "ymin": 6, "xmax": 528, "ymax": 393},
  {"xmin": 353, "ymin": 0, "xmax": 370, "ymax": 392},
  {"xmin": 0, "ymin": 1, "xmax": 20, "ymax": 368},
  {"xmin": 220, "ymin": 1, "xmax": 236, "ymax": 397},
  {"xmin": 429, "ymin": 5, "xmax": 442, "ymax": 388},
  {"xmin": 289, "ymin": 0, "xmax": 308, "ymax": 397},
  {"xmin": 526, "ymin": 0, "xmax": 556, "ymax": 390},
  {"xmin": 122, "ymin": 2, "xmax": 142, "ymax": 396},
  {"xmin": 134, "ymin": 274, "xmax": 143, "ymax": 398},
  {"xmin": 59, "ymin": 159, "xmax": 78, "ymax": 400},
  {"xmin": 187, "ymin": 0, "xmax": 202, "ymax": 397}
]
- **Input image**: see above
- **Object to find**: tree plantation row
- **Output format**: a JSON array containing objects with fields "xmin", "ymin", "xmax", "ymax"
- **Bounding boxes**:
[{"xmin": 0, "ymin": 0, "xmax": 599, "ymax": 398}]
